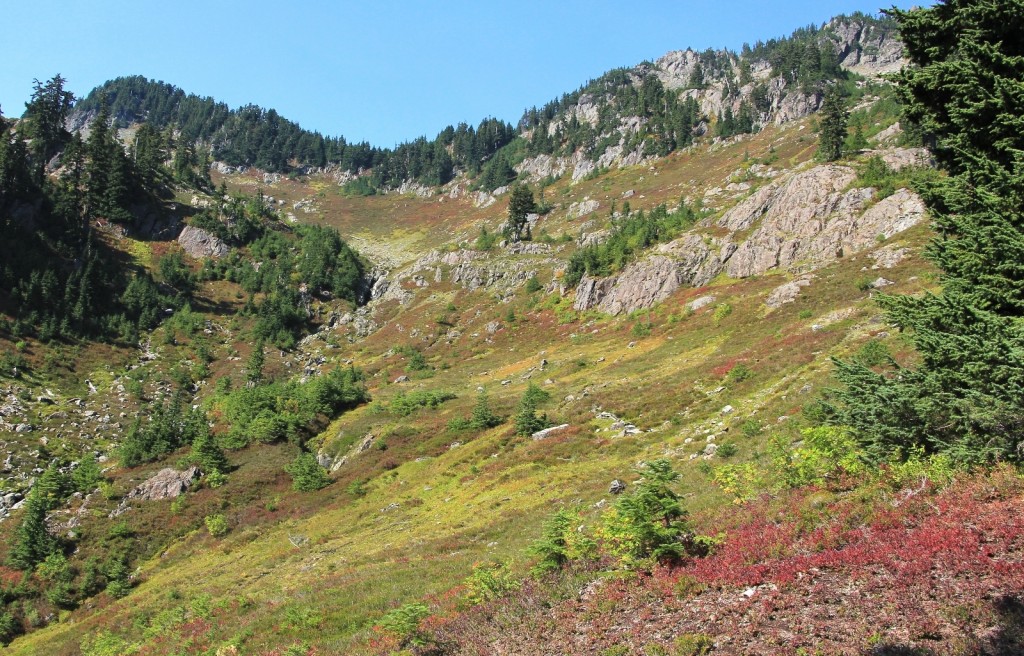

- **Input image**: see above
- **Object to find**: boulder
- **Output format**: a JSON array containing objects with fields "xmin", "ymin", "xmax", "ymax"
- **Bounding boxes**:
[
  {"xmin": 177, "ymin": 225, "xmax": 229, "ymax": 259},
  {"xmin": 765, "ymin": 278, "xmax": 812, "ymax": 308},
  {"xmin": 125, "ymin": 467, "xmax": 200, "ymax": 502},
  {"xmin": 609, "ymin": 479, "xmax": 627, "ymax": 495},
  {"xmin": 687, "ymin": 295, "xmax": 716, "ymax": 312},
  {"xmin": 531, "ymin": 424, "xmax": 570, "ymax": 440},
  {"xmin": 869, "ymin": 277, "xmax": 894, "ymax": 289},
  {"xmin": 567, "ymin": 199, "xmax": 600, "ymax": 219}
]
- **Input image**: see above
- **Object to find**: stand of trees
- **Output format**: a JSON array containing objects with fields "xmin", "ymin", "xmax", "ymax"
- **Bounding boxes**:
[{"xmin": 1, "ymin": 77, "xmax": 174, "ymax": 344}]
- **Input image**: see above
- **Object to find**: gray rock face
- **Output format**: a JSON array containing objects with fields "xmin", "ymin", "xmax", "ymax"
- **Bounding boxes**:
[
  {"xmin": 877, "ymin": 147, "xmax": 932, "ymax": 171},
  {"xmin": 574, "ymin": 234, "xmax": 732, "ymax": 316},
  {"xmin": 870, "ymin": 245, "xmax": 910, "ymax": 269},
  {"xmin": 830, "ymin": 17, "xmax": 905, "ymax": 76},
  {"xmin": 718, "ymin": 165, "xmax": 859, "ymax": 232},
  {"xmin": 766, "ymin": 278, "xmax": 812, "ymax": 308},
  {"xmin": 721, "ymin": 168, "xmax": 924, "ymax": 279},
  {"xmin": 125, "ymin": 467, "xmax": 201, "ymax": 502},
  {"xmin": 177, "ymin": 225, "xmax": 229, "ymax": 259},
  {"xmin": 574, "ymin": 164, "xmax": 927, "ymax": 316},
  {"xmin": 687, "ymin": 295, "xmax": 716, "ymax": 312},
  {"xmin": 567, "ymin": 199, "xmax": 600, "ymax": 219},
  {"xmin": 531, "ymin": 424, "xmax": 570, "ymax": 440}
]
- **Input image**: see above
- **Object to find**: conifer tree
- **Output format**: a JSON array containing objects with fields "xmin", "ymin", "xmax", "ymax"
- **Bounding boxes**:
[
  {"xmin": 24, "ymin": 75, "xmax": 74, "ymax": 181},
  {"xmin": 190, "ymin": 422, "xmax": 228, "ymax": 474},
  {"xmin": 8, "ymin": 488, "xmax": 56, "ymax": 570},
  {"xmin": 505, "ymin": 184, "xmax": 536, "ymax": 242},
  {"xmin": 514, "ymin": 382, "xmax": 550, "ymax": 436},
  {"xmin": 246, "ymin": 339, "xmax": 265, "ymax": 386},
  {"xmin": 817, "ymin": 86, "xmax": 847, "ymax": 162},
  {"xmin": 469, "ymin": 390, "xmax": 502, "ymax": 430},
  {"xmin": 827, "ymin": 0, "xmax": 1024, "ymax": 463},
  {"xmin": 285, "ymin": 452, "xmax": 330, "ymax": 492}
]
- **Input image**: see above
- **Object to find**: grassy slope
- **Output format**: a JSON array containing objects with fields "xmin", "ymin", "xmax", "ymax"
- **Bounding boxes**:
[{"xmin": 3, "ymin": 116, "xmax": 941, "ymax": 654}]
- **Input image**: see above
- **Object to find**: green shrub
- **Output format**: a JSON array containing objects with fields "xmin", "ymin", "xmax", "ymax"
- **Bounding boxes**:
[
  {"xmin": 631, "ymin": 321, "xmax": 653, "ymax": 338},
  {"xmin": 205, "ymin": 514, "xmax": 229, "ymax": 538},
  {"xmin": 716, "ymin": 443, "xmax": 738, "ymax": 458},
  {"xmin": 377, "ymin": 603, "xmax": 432, "ymax": 648},
  {"xmin": 740, "ymin": 419, "xmax": 764, "ymax": 438},
  {"xmin": 673, "ymin": 633, "xmax": 714, "ymax": 656},
  {"xmin": 474, "ymin": 225, "xmax": 498, "ymax": 251},
  {"xmin": 725, "ymin": 363, "xmax": 752, "ymax": 384},
  {"xmin": 80, "ymin": 631, "xmax": 134, "ymax": 656},
  {"xmin": 463, "ymin": 560, "xmax": 520, "ymax": 605},
  {"xmin": 712, "ymin": 303, "xmax": 732, "ymax": 326},
  {"xmin": 855, "ymin": 339, "xmax": 891, "ymax": 367},
  {"xmin": 388, "ymin": 390, "xmax": 456, "ymax": 417}
]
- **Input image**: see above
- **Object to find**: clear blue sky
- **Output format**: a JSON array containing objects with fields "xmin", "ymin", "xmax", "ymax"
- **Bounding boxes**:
[{"xmin": 1, "ymin": 1, "xmax": 923, "ymax": 147}]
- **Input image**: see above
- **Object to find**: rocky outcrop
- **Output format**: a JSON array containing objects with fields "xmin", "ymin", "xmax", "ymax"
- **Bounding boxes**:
[
  {"xmin": 722, "ymin": 166, "xmax": 879, "ymax": 278},
  {"xmin": 574, "ymin": 235, "xmax": 733, "ymax": 315},
  {"xmin": 717, "ymin": 165, "xmax": 859, "ymax": 232},
  {"xmin": 829, "ymin": 17, "xmax": 904, "ymax": 76},
  {"xmin": 869, "ymin": 245, "xmax": 910, "ymax": 269},
  {"xmin": 877, "ymin": 147, "xmax": 932, "ymax": 171},
  {"xmin": 126, "ymin": 467, "xmax": 201, "ymax": 502},
  {"xmin": 177, "ymin": 225, "xmax": 229, "ymax": 259},
  {"xmin": 766, "ymin": 277, "xmax": 812, "ymax": 308},
  {"xmin": 574, "ymin": 163, "xmax": 927, "ymax": 315},
  {"xmin": 567, "ymin": 199, "xmax": 600, "ymax": 219}
]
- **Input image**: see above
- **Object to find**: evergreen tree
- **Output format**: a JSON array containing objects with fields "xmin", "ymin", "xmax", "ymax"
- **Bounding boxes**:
[
  {"xmin": 190, "ymin": 421, "xmax": 228, "ymax": 474},
  {"xmin": 514, "ymin": 382, "xmax": 550, "ymax": 436},
  {"xmin": 71, "ymin": 452, "xmax": 103, "ymax": 493},
  {"xmin": 85, "ymin": 101, "xmax": 134, "ymax": 223},
  {"xmin": 246, "ymin": 339, "xmax": 265, "ymax": 386},
  {"xmin": 601, "ymin": 459, "xmax": 691, "ymax": 566},
  {"xmin": 23, "ymin": 75, "xmax": 75, "ymax": 181},
  {"xmin": 0, "ymin": 111, "xmax": 35, "ymax": 208},
  {"xmin": 504, "ymin": 184, "xmax": 536, "ymax": 242},
  {"xmin": 826, "ymin": 0, "xmax": 1024, "ymax": 464},
  {"xmin": 8, "ymin": 488, "xmax": 56, "ymax": 570},
  {"xmin": 817, "ymin": 86, "xmax": 848, "ymax": 161},
  {"xmin": 285, "ymin": 451, "xmax": 330, "ymax": 492},
  {"xmin": 469, "ymin": 390, "xmax": 502, "ymax": 429}
]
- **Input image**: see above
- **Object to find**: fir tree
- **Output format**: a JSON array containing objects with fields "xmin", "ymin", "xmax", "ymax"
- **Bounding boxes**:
[
  {"xmin": 469, "ymin": 390, "xmax": 502, "ymax": 429},
  {"xmin": 826, "ymin": 0, "xmax": 1024, "ymax": 464},
  {"xmin": 8, "ymin": 488, "xmax": 56, "ymax": 570},
  {"xmin": 246, "ymin": 339, "xmax": 265, "ymax": 386},
  {"xmin": 190, "ymin": 424, "xmax": 228, "ymax": 474},
  {"xmin": 23, "ymin": 74, "xmax": 75, "ymax": 181},
  {"xmin": 504, "ymin": 184, "xmax": 536, "ymax": 242},
  {"xmin": 514, "ymin": 382, "xmax": 550, "ymax": 436},
  {"xmin": 71, "ymin": 452, "xmax": 103, "ymax": 493},
  {"xmin": 285, "ymin": 452, "xmax": 330, "ymax": 492},
  {"xmin": 817, "ymin": 86, "xmax": 848, "ymax": 162}
]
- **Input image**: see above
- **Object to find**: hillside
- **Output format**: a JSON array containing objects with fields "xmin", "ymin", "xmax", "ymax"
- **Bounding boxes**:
[{"xmin": 2, "ymin": 4, "xmax": 1023, "ymax": 655}]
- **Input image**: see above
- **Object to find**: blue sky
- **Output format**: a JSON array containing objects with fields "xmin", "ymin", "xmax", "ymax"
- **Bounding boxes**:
[{"xmin": 1, "ymin": 1, "xmax": 923, "ymax": 147}]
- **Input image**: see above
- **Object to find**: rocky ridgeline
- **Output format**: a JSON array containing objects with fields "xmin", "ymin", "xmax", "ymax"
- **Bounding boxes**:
[
  {"xmin": 517, "ymin": 16, "xmax": 903, "ymax": 186},
  {"xmin": 574, "ymin": 150, "xmax": 927, "ymax": 316}
]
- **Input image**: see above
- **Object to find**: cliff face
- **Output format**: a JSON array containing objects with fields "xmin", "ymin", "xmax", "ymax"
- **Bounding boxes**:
[{"xmin": 573, "ymin": 150, "xmax": 929, "ymax": 316}]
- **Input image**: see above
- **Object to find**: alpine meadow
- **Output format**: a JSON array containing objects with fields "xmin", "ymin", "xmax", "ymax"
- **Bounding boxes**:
[{"xmin": 2, "ymin": 1, "xmax": 1024, "ymax": 654}]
